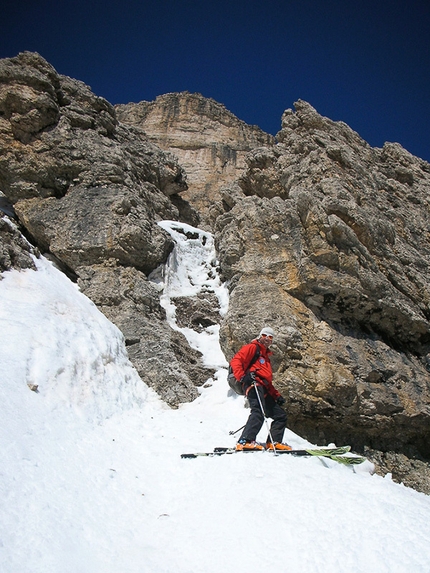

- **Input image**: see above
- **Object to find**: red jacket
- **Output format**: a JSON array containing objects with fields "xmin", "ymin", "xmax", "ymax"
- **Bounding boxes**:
[{"xmin": 230, "ymin": 339, "xmax": 280, "ymax": 399}]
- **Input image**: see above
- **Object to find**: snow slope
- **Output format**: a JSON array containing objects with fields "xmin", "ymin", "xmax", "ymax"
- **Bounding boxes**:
[{"xmin": 1, "ymin": 217, "xmax": 430, "ymax": 573}]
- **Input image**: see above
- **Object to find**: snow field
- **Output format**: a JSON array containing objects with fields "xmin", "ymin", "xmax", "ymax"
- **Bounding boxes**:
[{"xmin": 1, "ymin": 219, "xmax": 430, "ymax": 573}]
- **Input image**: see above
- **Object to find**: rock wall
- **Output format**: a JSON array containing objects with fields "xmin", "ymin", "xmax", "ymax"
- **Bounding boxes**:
[
  {"xmin": 0, "ymin": 52, "xmax": 211, "ymax": 406},
  {"xmin": 115, "ymin": 92, "xmax": 274, "ymax": 228},
  {"xmin": 214, "ymin": 100, "xmax": 430, "ymax": 488}
]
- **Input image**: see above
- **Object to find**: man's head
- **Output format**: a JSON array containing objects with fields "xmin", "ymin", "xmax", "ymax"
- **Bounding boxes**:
[{"xmin": 258, "ymin": 326, "xmax": 275, "ymax": 347}]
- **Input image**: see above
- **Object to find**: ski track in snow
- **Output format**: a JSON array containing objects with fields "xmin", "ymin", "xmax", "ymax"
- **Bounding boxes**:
[{"xmin": 1, "ymin": 217, "xmax": 430, "ymax": 573}]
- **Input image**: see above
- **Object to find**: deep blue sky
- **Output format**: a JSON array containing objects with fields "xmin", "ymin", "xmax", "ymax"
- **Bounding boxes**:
[{"xmin": 2, "ymin": 0, "xmax": 430, "ymax": 162}]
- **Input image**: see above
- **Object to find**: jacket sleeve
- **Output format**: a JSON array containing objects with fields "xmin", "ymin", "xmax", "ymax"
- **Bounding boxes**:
[{"xmin": 230, "ymin": 343, "xmax": 258, "ymax": 381}]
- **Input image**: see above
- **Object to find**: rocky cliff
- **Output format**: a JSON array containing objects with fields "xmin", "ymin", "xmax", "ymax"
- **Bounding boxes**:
[
  {"xmin": 115, "ymin": 92, "xmax": 274, "ymax": 228},
  {"xmin": 0, "ymin": 52, "xmax": 211, "ymax": 406},
  {"xmin": 1, "ymin": 52, "xmax": 430, "ymax": 493},
  {"xmin": 214, "ymin": 100, "xmax": 430, "ymax": 491}
]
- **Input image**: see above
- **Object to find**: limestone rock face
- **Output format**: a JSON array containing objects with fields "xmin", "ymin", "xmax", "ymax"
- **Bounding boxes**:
[
  {"xmin": 0, "ymin": 52, "xmax": 207, "ymax": 406},
  {"xmin": 115, "ymin": 92, "xmax": 274, "ymax": 228},
  {"xmin": 216, "ymin": 100, "xmax": 430, "ymax": 463},
  {"xmin": 14, "ymin": 185, "xmax": 174, "ymax": 275}
]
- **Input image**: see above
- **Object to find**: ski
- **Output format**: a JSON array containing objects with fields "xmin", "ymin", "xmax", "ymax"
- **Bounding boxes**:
[
  {"xmin": 181, "ymin": 445, "xmax": 366, "ymax": 465},
  {"xmin": 328, "ymin": 454, "xmax": 367, "ymax": 465},
  {"xmin": 213, "ymin": 445, "xmax": 351, "ymax": 456}
]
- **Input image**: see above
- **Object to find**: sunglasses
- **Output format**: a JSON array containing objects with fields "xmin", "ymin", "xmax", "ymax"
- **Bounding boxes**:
[{"xmin": 261, "ymin": 334, "xmax": 273, "ymax": 340}]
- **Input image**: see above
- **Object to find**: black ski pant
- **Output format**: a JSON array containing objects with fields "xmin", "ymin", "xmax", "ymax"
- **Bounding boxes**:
[{"xmin": 240, "ymin": 385, "xmax": 287, "ymax": 444}]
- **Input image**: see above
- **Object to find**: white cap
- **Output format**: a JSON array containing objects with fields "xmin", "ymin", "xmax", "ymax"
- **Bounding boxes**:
[{"xmin": 259, "ymin": 327, "xmax": 275, "ymax": 338}]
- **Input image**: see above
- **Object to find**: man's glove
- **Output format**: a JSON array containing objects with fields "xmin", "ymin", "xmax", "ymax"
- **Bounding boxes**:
[
  {"xmin": 276, "ymin": 395, "xmax": 286, "ymax": 406},
  {"xmin": 241, "ymin": 371, "xmax": 256, "ymax": 389}
]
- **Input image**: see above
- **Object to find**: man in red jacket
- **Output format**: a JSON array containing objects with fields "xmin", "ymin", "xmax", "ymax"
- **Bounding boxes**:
[{"xmin": 230, "ymin": 326, "xmax": 291, "ymax": 451}]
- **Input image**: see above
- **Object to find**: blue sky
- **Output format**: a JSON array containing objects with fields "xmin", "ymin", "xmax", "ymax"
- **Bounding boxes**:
[{"xmin": 2, "ymin": 0, "xmax": 429, "ymax": 161}]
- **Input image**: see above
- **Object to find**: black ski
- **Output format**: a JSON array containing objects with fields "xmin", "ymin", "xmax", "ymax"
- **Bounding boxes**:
[
  {"xmin": 214, "ymin": 445, "xmax": 350, "ymax": 457},
  {"xmin": 181, "ymin": 445, "xmax": 366, "ymax": 465}
]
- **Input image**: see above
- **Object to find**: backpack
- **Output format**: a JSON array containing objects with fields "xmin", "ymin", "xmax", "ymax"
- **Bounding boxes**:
[{"xmin": 227, "ymin": 343, "xmax": 261, "ymax": 395}]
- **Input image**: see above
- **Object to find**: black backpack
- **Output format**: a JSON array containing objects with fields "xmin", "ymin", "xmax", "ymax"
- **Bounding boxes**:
[{"xmin": 227, "ymin": 343, "xmax": 261, "ymax": 395}]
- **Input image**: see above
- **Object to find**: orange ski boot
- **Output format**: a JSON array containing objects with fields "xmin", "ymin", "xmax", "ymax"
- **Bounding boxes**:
[
  {"xmin": 236, "ymin": 440, "xmax": 264, "ymax": 451},
  {"xmin": 266, "ymin": 442, "xmax": 292, "ymax": 451}
]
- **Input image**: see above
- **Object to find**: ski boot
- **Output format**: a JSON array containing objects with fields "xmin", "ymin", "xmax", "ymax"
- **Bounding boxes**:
[
  {"xmin": 236, "ymin": 439, "xmax": 264, "ymax": 451},
  {"xmin": 266, "ymin": 442, "xmax": 292, "ymax": 451}
]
